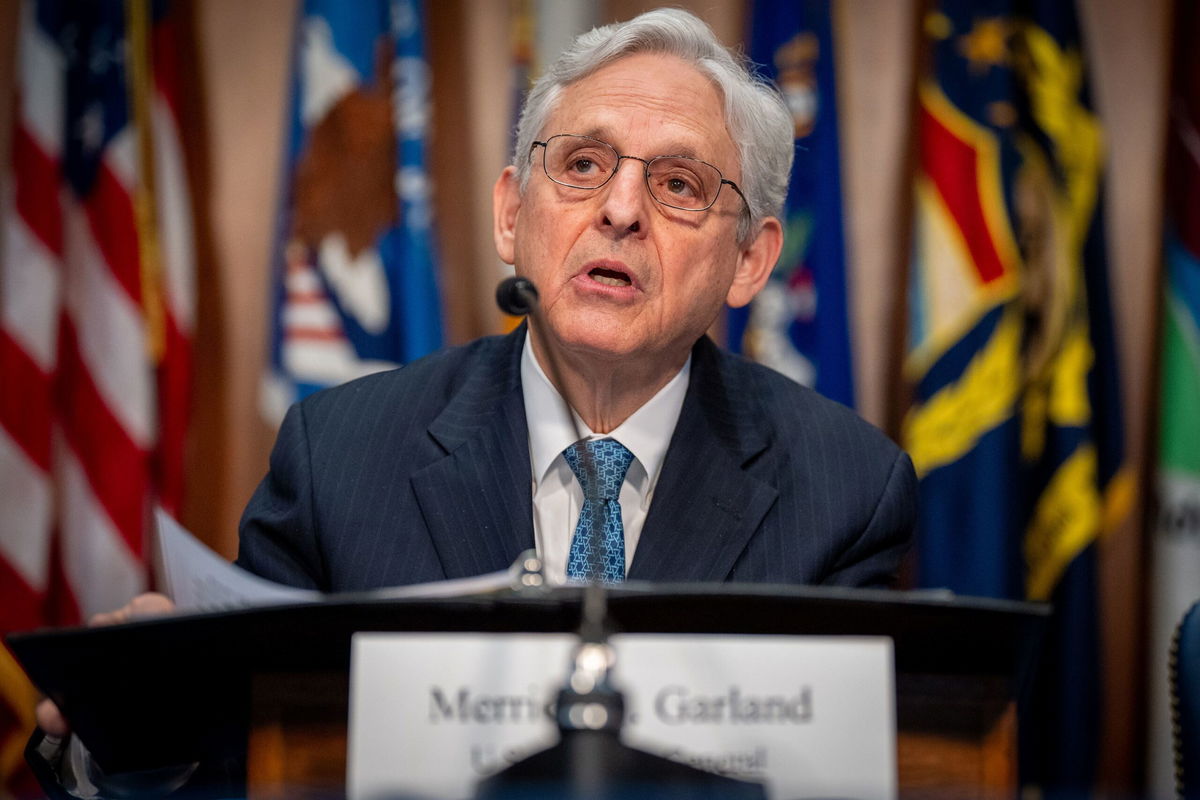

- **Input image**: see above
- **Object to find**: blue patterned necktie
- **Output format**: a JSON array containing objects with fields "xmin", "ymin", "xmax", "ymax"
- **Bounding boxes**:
[{"xmin": 562, "ymin": 439, "xmax": 635, "ymax": 583}]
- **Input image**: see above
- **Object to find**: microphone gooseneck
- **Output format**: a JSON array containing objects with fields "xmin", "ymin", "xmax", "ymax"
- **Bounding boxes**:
[
  {"xmin": 476, "ymin": 280, "xmax": 766, "ymax": 800},
  {"xmin": 496, "ymin": 276, "xmax": 540, "ymax": 316}
]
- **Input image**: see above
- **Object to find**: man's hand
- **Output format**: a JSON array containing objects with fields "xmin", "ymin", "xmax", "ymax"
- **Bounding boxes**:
[{"xmin": 34, "ymin": 592, "xmax": 176, "ymax": 737}]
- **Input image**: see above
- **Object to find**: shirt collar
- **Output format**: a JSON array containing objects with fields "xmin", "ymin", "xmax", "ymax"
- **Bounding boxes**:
[{"xmin": 521, "ymin": 334, "xmax": 691, "ymax": 491}]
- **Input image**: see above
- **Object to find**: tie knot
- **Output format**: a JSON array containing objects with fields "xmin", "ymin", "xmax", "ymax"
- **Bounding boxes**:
[{"xmin": 563, "ymin": 439, "xmax": 634, "ymax": 501}]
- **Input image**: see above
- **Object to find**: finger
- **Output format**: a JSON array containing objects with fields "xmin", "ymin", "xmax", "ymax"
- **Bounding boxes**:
[
  {"xmin": 35, "ymin": 698, "xmax": 70, "ymax": 738},
  {"xmin": 88, "ymin": 609, "xmax": 126, "ymax": 627},
  {"xmin": 127, "ymin": 592, "xmax": 175, "ymax": 618},
  {"xmin": 88, "ymin": 592, "xmax": 176, "ymax": 628}
]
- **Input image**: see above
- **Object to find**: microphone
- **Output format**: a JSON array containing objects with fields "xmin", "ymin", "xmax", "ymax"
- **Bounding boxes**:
[
  {"xmin": 495, "ymin": 276, "xmax": 539, "ymax": 316},
  {"xmin": 495, "ymin": 275, "xmax": 609, "ymax": 592}
]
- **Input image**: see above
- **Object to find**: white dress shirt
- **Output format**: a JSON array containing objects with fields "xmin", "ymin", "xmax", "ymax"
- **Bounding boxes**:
[{"xmin": 521, "ymin": 335, "xmax": 691, "ymax": 584}]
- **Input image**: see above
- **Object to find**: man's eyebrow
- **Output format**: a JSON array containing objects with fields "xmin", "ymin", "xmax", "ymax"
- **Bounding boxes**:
[
  {"xmin": 572, "ymin": 128, "xmax": 707, "ymax": 161},
  {"xmin": 661, "ymin": 144, "xmax": 703, "ymax": 160},
  {"xmin": 576, "ymin": 126, "xmax": 613, "ymax": 142}
]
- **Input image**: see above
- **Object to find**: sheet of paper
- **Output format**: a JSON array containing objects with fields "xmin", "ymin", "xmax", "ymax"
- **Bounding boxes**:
[
  {"xmin": 368, "ymin": 567, "xmax": 524, "ymax": 600},
  {"xmin": 152, "ymin": 508, "xmax": 519, "ymax": 613},
  {"xmin": 154, "ymin": 508, "xmax": 323, "ymax": 612}
]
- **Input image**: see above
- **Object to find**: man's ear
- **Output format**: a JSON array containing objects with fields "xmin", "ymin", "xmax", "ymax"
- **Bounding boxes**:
[
  {"xmin": 493, "ymin": 165, "xmax": 522, "ymax": 265},
  {"xmin": 726, "ymin": 216, "xmax": 783, "ymax": 308}
]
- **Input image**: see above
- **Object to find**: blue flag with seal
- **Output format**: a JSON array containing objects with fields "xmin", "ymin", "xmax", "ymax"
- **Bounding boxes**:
[
  {"xmin": 263, "ymin": 0, "xmax": 442, "ymax": 422},
  {"xmin": 728, "ymin": 0, "xmax": 854, "ymax": 408},
  {"xmin": 904, "ymin": 1, "xmax": 1132, "ymax": 795}
]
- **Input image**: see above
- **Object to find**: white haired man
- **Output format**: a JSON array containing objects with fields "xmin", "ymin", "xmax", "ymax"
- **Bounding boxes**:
[{"xmin": 232, "ymin": 8, "xmax": 915, "ymax": 591}]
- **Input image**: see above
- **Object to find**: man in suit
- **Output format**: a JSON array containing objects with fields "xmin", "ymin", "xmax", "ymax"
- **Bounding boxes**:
[
  {"xmin": 237, "ymin": 322, "xmax": 913, "ymax": 590},
  {"xmin": 236, "ymin": 8, "xmax": 914, "ymax": 592},
  {"xmin": 32, "ymin": 8, "xmax": 915, "ymax": 794}
]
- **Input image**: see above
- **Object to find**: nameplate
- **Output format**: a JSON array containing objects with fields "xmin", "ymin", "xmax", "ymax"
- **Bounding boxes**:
[{"xmin": 348, "ymin": 633, "xmax": 895, "ymax": 800}]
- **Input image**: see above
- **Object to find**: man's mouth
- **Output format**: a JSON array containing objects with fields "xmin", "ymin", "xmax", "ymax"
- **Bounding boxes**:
[{"xmin": 588, "ymin": 267, "xmax": 633, "ymax": 288}]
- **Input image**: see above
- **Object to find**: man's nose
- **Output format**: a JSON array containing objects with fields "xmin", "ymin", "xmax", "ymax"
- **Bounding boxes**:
[{"xmin": 599, "ymin": 157, "xmax": 649, "ymax": 235}]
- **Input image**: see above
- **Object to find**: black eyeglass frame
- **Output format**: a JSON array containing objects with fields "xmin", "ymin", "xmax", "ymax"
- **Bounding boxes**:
[{"xmin": 530, "ymin": 134, "xmax": 749, "ymax": 213}]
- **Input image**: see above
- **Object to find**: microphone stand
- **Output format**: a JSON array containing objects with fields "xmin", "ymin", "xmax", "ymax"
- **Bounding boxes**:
[{"xmin": 477, "ymin": 278, "xmax": 765, "ymax": 800}]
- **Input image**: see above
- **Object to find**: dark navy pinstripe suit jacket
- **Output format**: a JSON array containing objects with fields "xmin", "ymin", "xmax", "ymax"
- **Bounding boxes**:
[{"xmin": 236, "ymin": 326, "xmax": 916, "ymax": 590}]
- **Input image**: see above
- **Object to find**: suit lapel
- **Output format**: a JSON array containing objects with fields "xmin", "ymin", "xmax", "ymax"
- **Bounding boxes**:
[
  {"xmin": 411, "ymin": 329, "xmax": 536, "ymax": 579},
  {"xmin": 628, "ymin": 338, "xmax": 778, "ymax": 582}
]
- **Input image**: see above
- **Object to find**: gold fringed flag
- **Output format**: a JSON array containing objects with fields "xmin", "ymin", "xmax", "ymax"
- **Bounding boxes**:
[{"xmin": 904, "ymin": 2, "xmax": 1130, "ymax": 795}]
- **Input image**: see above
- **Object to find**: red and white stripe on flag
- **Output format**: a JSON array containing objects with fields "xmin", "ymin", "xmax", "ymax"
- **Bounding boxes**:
[
  {"xmin": 1, "ymin": 4, "xmax": 195, "ymax": 791},
  {"xmin": 0, "ymin": 0, "xmax": 195, "ymax": 636}
]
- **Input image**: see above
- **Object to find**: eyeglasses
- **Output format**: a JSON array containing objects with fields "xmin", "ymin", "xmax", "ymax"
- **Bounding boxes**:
[{"xmin": 530, "ymin": 134, "xmax": 748, "ymax": 213}]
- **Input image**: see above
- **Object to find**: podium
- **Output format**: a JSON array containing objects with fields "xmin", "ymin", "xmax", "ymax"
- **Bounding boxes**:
[{"xmin": 8, "ymin": 583, "xmax": 1046, "ymax": 799}]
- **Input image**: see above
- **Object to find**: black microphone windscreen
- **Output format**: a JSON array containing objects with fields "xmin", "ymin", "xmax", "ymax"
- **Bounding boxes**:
[{"xmin": 496, "ymin": 277, "xmax": 539, "ymax": 316}]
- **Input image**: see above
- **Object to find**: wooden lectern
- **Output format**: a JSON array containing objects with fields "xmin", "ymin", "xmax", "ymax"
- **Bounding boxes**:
[{"xmin": 8, "ymin": 584, "xmax": 1045, "ymax": 800}]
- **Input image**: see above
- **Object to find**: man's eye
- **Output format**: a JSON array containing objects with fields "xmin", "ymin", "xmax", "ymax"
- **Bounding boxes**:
[
  {"xmin": 570, "ymin": 158, "xmax": 595, "ymax": 173},
  {"xmin": 663, "ymin": 174, "xmax": 700, "ymax": 198}
]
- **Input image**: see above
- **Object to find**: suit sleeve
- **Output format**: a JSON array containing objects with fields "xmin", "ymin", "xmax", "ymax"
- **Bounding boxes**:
[
  {"xmin": 820, "ymin": 448, "xmax": 917, "ymax": 589},
  {"xmin": 235, "ymin": 402, "xmax": 329, "ymax": 590}
]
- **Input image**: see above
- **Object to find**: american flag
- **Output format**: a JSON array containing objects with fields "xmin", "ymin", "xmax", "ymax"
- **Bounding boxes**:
[{"xmin": 0, "ymin": 0, "xmax": 194, "ymax": 792}]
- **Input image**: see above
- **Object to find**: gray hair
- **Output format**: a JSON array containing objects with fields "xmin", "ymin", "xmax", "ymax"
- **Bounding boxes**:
[{"xmin": 513, "ymin": 8, "xmax": 794, "ymax": 243}]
